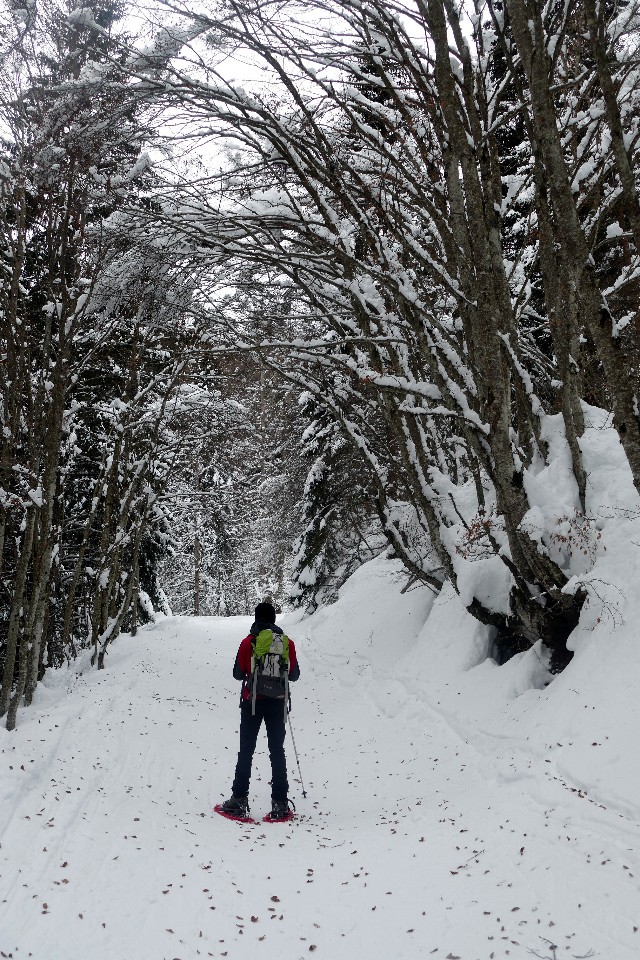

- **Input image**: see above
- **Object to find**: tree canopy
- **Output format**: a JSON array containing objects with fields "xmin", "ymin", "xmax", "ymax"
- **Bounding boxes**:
[{"xmin": 2, "ymin": 0, "xmax": 640, "ymax": 724}]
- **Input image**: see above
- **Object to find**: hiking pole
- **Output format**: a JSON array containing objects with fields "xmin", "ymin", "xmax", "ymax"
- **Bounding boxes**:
[{"xmin": 287, "ymin": 712, "xmax": 307, "ymax": 799}]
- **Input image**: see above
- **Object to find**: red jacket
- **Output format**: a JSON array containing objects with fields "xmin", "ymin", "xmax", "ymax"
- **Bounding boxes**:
[{"xmin": 233, "ymin": 630, "xmax": 300, "ymax": 703}]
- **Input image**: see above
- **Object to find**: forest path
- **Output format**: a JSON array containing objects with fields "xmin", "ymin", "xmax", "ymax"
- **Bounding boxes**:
[{"xmin": 0, "ymin": 615, "xmax": 638, "ymax": 960}]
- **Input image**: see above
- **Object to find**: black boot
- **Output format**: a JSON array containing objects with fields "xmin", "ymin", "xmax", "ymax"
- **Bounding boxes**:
[
  {"xmin": 220, "ymin": 795, "xmax": 249, "ymax": 817},
  {"xmin": 267, "ymin": 798, "xmax": 295, "ymax": 821}
]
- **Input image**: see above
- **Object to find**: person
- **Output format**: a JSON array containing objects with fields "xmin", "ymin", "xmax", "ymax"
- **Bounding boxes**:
[{"xmin": 220, "ymin": 601, "xmax": 300, "ymax": 821}]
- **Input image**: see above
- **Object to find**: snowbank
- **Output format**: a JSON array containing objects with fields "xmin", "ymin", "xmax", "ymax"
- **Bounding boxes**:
[{"xmin": 299, "ymin": 405, "xmax": 640, "ymax": 823}]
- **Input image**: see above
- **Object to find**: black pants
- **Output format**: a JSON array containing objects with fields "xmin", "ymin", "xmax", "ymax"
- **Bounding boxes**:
[{"xmin": 232, "ymin": 699, "xmax": 288, "ymax": 802}]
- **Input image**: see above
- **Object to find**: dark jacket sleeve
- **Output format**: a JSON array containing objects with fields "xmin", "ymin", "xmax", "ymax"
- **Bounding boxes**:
[{"xmin": 288, "ymin": 638, "xmax": 300, "ymax": 682}]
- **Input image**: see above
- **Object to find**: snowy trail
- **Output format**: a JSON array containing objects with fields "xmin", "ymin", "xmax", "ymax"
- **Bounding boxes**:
[{"xmin": 0, "ymin": 614, "xmax": 639, "ymax": 960}]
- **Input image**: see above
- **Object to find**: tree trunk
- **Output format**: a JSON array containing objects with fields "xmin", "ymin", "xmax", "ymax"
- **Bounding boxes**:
[
  {"xmin": 97, "ymin": 518, "xmax": 146, "ymax": 669},
  {"xmin": 583, "ymin": 0, "xmax": 640, "ymax": 256},
  {"xmin": 1, "ymin": 509, "xmax": 36, "ymax": 724},
  {"xmin": 194, "ymin": 531, "xmax": 201, "ymax": 616},
  {"xmin": 505, "ymin": 0, "xmax": 640, "ymax": 493}
]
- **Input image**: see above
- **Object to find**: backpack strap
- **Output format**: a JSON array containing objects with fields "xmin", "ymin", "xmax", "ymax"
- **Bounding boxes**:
[
  {"xmin": 283, "ymin": 671, "xmax": 289, "ymax": 721},
  {"xmin": 251, "ymin": 669, "xmax": 258, "ymax": 715},
  {"xmin": 250, "ymin": 635, "xmax": 258, "ymax": 716}
]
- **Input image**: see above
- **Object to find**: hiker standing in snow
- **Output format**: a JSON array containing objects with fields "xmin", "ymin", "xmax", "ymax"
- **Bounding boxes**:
[{"xmin": 220, "ymin": 601, "xmax": 300, "ymax": 821}]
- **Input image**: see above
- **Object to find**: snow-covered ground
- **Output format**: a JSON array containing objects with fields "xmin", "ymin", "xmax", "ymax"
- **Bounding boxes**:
[{"xmin": 1, "ymin": 545, "xmax": 639, "ymax": 959}]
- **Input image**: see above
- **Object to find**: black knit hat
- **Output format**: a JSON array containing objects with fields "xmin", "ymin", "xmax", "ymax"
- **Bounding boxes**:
[{"xmin": 254, "ymin": 601, "xmax": 276, "ymax": 623}]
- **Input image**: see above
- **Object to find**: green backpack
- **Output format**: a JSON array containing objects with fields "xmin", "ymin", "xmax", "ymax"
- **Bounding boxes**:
[{"xmin": 249, "ymin": 629, "xmax": 290, "ymax": 713}]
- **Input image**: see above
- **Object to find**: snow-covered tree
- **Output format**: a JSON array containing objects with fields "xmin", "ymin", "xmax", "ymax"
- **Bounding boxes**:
[
  {"xmin": 0, "ymin": 0, "xmax": 202, "ymax": 725},
  {"xmin": 124, "ymin": 0, "xmax": 640, "ymax": 669},
  {"xmin": 290, "ymin": 392, "xmax": 383, "ymax": 610}
]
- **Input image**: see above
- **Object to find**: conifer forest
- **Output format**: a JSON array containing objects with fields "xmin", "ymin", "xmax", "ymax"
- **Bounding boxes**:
[{"xmin": 1, "ymin": 0, "xmax": 639, "ymax": 729}]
